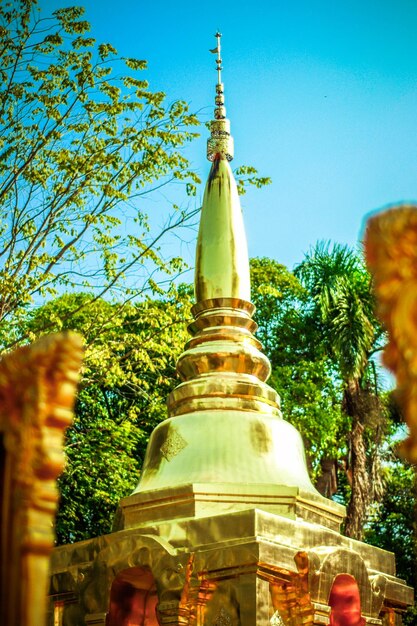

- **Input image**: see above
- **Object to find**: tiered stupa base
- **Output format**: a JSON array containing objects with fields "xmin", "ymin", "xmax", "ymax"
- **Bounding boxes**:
[{"xmin": 48, "ymin": 506, "xmax": 412, "ymax": 625}]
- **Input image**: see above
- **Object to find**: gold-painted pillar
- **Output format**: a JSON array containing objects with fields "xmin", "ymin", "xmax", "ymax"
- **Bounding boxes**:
[
  {"xmin": 0, "ymin": 333, "xmax": 82, "ymax": 626},
  {"xmin": 238, "ymin": 575, "xmax": 272, "ymax": 626}
]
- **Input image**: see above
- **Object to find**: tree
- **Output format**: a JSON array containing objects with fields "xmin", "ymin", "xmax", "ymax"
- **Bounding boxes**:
[
  {"xmin": 365, "ymin": 457, "xmax": 417, "ymax": 626},
  {"xmin": 295, "ymin": 242, "xmax": 386, "ymax": 539},
  {"xmin": 366, "ymin": 459, "xmax": 416, "ymax": 586},
  {"xmin": 0, "ymin": 0, "xmax": 202, "ymax": 349},
  {"xmin": 250, "ymin": 258, "xmax": 346, "ymax": 483},
  {"xmin": 26, "ymin": 287, "xmax": 192, "ymax": 543},
  {"xmin": 0, "ymin": 1, "xmax": 271, "ymax": 352}
]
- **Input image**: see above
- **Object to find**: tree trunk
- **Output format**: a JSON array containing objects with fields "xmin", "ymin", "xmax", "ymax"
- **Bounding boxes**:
[
  {"xmin": 315, "ymin": 457, "xmax": 338, "ymax": 498},
  {"xmin": 343, "ymin": 380, "xmax": 370, "ymax": 540}
]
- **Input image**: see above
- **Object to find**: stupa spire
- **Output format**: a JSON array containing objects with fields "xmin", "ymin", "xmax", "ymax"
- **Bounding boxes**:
[
  {"xmin": 195, "ymin": 32, "xmax": 249, "ymax": 302},
  {"xmin": 131, "ymin": 36, "xmax": 322, "ymax": 498}
]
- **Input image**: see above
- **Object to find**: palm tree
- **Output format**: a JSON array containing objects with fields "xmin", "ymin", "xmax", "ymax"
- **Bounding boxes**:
[{"xmin": 295, "ymin": 242, "xmax": 385, "ymax": 539}]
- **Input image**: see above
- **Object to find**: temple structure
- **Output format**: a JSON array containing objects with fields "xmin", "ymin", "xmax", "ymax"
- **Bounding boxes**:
[{"xmin": 48, "ymin": 35, "xmax": 413, "ymax": 625}]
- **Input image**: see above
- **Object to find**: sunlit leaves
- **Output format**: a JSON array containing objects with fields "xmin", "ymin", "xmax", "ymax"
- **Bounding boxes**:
[
  {"xmin": 0, "ymin": 0, "xmax": 201, "ymax": 343},
  {"xmin": 124, "ymin": 58, "xmax": 147, "ymax": 71},
  {"xmin": 235, "ymin": 165, "xmax": 272, "ymax": 196},
  {"xmin": 365, "ymin": 461, "xmax": 416, "ymax": 588},
  {"xmin": 25, "ymin": 290, "xmax": 192, "ymax": 542},
  {"xmin": 295, "ymin": 241, "xmax": 383, "ymax": 381},
  {"xmin": 250, "ymin": 257, "xmax": 345, "ymax": 475}
]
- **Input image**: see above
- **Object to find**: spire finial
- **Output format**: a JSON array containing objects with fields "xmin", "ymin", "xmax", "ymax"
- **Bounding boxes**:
[
  {"xmin": 214, "ymin": 31, "xmax": 222, "ymax": 85},
  {"xmin": 207, "ymin": 32, "xmax": 234, "ymax": 161}
]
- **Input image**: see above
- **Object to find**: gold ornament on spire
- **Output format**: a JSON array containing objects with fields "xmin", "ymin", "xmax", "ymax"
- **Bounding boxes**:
[{"xmin": 207, "ymin": 32, "xmax": 234, "ymax": 162}]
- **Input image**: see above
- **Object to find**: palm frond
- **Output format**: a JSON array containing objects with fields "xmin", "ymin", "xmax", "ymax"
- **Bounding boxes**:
[{"xmin": 295, "ymin": 241, "xmax": 380, "ymax": 380}]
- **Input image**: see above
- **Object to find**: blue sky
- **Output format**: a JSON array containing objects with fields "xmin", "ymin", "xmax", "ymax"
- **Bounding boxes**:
[{"xmin": 41, "ymin": 0, "xmax": 417, "ymax": 270}]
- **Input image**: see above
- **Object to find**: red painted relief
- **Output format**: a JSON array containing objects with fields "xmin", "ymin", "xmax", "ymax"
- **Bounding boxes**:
[
  {"xmin": 106, "ymin": 567, "xmax": 159, "ymax": 626},
  {"xmin": 329, "ymin": 574, "xmax": 365, "ymax": 626}
]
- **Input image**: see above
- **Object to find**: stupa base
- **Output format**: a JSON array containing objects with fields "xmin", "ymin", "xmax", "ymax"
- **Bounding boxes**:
[
  {"xmin": 118, "ymin": 482, "xmax": 345, "ymax": 532},
  {"xmin": 48, "ymin": 507, "xmax": 412, "ymax": 625}
]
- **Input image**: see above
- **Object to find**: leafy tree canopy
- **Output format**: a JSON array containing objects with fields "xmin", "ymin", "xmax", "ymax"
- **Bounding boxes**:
[
  {"xmin": 26, "ymin": 288, "xmax": 192, "ymax": 543},
  {"xmin": 0, "ymin": 0, "xmax": 201, "ymax": 342},
  {"xmin": 365, "ymin": 458, "xmax": 417, "ymax": 626},
  {"xmin": 250, "ymin": 257, "xmax": 346, "ymax": 479},
  {"xmin": 295, "ymin": 241, "xmax": 384, "ymax": 380},
  {"xmin": 365, "ymin": 460, "xmax": 416, "ymax": 586},
  {"xmin": 294, "ymin": 242, "xmax": 390, "ymax": 539},
  {"xmin": 0, "ymin": 1, "xmax": 269, "ymax": 350}
]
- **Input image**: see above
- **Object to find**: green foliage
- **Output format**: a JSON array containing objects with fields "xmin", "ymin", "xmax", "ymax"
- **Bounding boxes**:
[
  {"xmin": 250, "ymin": 257, "xmax": 306, "ymax": 359},
  {"xmin": 234, "ymin": 165, "xmax": 272, "ymax": 196},
  {"xmin": 250, "ymin": 258, "xmax": 345, "ymax": 476},
  {"xmin": 295, "ymin": 241, "xmax": 383, "ymax": 380},
  {"xmin": 295, "ymin": 242, "xmax": 388, "ymax": 539},
  {"xmin": 365, "ymin": 458, "xmax": 417, "ymax": 626},
  {"xmin": 0, "ymin": 0, "xmax": 201, "ymax": 346},
  {"xmin": 365, "ymin": 459, "xmax": 416, "ymax": 586},
  {"xmin": 26, "ymin": 290, "xmax": 192, "ymax": 543}
]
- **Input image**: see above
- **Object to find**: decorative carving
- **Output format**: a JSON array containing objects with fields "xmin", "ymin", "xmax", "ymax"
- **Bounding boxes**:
[
  {"xmin": 207, "ymin": 33, "xmax": 234, "ymax": 161},
  {"xmin": 269, "ymin": 552, "xmax": 314, "ymax": 626},
  {"xmin": 0, "ymin": 332, "xmax": 83, "ymax": 626},
  {"xmin": 364, "ymin": 205, "xmax": 417, "ymax": 461},
  {"xmin": 307, "ymin": 546, "xmax": 388, "ymax": 619},
  {"xmin": 160, "ymin": 429, "xmax": 188, "ymax": 461}
]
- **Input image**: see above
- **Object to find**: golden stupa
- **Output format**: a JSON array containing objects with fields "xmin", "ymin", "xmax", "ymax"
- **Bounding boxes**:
[{"xmin": 47, "ymin": 35, "xmax": 413, "ymax": 626}]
